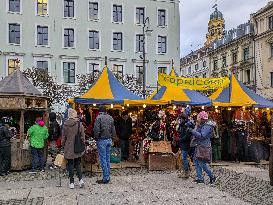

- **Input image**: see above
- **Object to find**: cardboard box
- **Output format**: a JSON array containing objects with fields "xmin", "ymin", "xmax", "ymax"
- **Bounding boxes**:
[{"xmin": 148, "ymin": 153, "xmax": 176, "ymax": 171}]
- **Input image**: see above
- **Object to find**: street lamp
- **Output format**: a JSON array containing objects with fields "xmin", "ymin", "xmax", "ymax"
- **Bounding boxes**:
[{"xmin": 142, "ymin": 17, "xmax": 153, "ymax": 99}]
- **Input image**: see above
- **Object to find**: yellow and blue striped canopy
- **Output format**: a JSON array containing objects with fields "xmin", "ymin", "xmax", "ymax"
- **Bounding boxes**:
[
  {"xmin": 210, "ymin": 74, "xmax": 273, "ymax": 108},
  {"xmin": 74, "ymin": 67, "xmax": 142, "ymax": 104},
  {"xmin": 149, "ymin": 86, "xmax": 212, "ymax": 106}
]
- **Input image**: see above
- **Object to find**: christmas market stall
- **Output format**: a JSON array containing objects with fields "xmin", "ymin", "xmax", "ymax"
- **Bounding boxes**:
[
  {"xmin": 0, "ymin": 69, "xmax": 48, "ymax": 170},
  {"xmin": 208, "ymin": 74, "xmax": 273, "ymax": 162}
]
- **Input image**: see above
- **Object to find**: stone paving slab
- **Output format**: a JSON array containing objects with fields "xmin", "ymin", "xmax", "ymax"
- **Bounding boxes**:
[{"xmin": 0, "ymin": 173, "xmax": 248, "ymax": 205}]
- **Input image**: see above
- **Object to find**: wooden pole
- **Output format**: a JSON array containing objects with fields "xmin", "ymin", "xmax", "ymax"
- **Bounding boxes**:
[
  {"xmin": 269, "ymin": 113, "xmax": 273, "ymax": 185},
  {"xmin": 19, "ymin": 110, "xmax": 24, "ymax": 142}
]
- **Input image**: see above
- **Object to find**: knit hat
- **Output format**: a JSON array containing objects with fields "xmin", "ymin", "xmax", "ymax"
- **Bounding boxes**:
[
  {"xmin": 99, "ymin": 105, "xmax": 107, "ymax": 113},
  {"xmin": 197, "ymin": 111, "xmax": 208, "ymax": 120},
  {"xmin": 68, "ymin": 108, "xmax": 78, "ymax": 119}
]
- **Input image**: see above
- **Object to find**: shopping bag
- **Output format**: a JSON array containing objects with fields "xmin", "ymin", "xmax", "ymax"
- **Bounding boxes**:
[
  {"xmin": 22, "ymin": 139, "xmax": 30, "ymax": 150},
  {"xmin": 110, "ymin": 147, "xmax": 121, "ymax": 163},
  {"xmin": 54, "ymin": 154, "xmax": 67, "ymax": 169},
  {"xmin": 195, "ymin": 145, "xmax": 211, "ymax": 163}
]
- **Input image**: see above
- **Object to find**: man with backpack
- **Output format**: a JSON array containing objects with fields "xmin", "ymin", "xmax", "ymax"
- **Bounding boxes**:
[
  {"xmin": 48, "ymin": 112, "xmax": 61, "ymax": 170},
  {"xmin": 0, "ymin": 117, "xmax": 12, "ymax": 176}
]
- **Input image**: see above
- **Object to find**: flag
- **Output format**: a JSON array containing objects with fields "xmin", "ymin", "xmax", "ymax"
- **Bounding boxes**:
[{"xmin": 212, "ymin": 4, "xmax": 217, "ymax": 8}]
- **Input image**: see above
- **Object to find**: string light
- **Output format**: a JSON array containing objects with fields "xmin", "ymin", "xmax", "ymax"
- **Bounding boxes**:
[
  {"xmin": 143, "ymin": 104, "xmax": 147, "ymax": 108},
  {"xmin": 201, "ymin": 106, "xmax": 205, "ymax": 110},
  {"xmin": 255, "ymin": 107, "xmax": 258, "ymax": 111},
  {"xmin": 173, "ymin": 105, "xmax": 176, "ymax": 110},
  {"xmin": 215, "ymin": 106, "xmax": 218, "ymax": 108},
  {"xmin": 127, "ymin": 104, "xmax": 130, "ymax": 107},
  {"xmin": 93, "ymin": 104, "xmax": 96, "ymax": 106},
  {"xmin": 266, "ymin": 108, "xmax": 270, "ymax": 111},
  {"xmin": 228, "ymin": 107, "xmax": 231, "ymax": 111},
  {"xmin": 122, "ymin": 106, "xmax": 125, "ymax": 110},
  {"xmin": 110, "ymin": 104, "xmax": 114, "ymax": 109},
  {"xmin": 215, "ymin": 109, "xmax": 219, "ymax": 113}
]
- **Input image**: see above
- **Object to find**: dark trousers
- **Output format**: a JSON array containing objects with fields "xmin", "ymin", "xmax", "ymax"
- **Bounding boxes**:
[
  {"xmin": 0, "ymin": 146, "xmax": 11, "ymax": 174},
  {"xmin": 120, "ymin": 139, "xmax": 129, "ymax": 160},
  {"xmin": 31, "ymin": 147, "xmax": 44, "ymax": 171},
  {"xmin": 67, "ymin": 158, "xmax": 82, "ymax": 184}
]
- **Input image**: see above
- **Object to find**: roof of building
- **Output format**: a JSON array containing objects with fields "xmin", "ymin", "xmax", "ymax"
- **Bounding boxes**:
[
  {"xmin": 252, "ymin": 1, "xmax": 273, "ymax": 17},
  {"xmin": 0, "ymin": 69, "xmax": 42, "ymax": 96}
]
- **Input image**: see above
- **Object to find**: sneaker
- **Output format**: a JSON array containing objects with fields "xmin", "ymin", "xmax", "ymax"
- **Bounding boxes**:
[
  {"xmin": 69, "ymin": 183, "xmax": 75, "ymax": 189},
  {"xmin": 194, "ymin": 179, "xmax": 204, "ymax": 184},
  {"xmin": 40, "ymin": 169, "xmax": 45, "ymax": 172},
  {"xmin": 79, "ymin": 179, "xmax": 85, "ymax": 188},
  {"xmin": 210, "ymin": 176, "xmax": 217, "ymax": 184}
]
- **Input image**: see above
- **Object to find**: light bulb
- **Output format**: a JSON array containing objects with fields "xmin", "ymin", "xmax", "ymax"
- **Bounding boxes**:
[
  {"xmin": 110, "ymin": 104, "xmax": 114, "ymax": 109},
  {"xmin": 93, "ymin": 104, "xmax": 96, "ymax": 106},
  {"xmin": 143, "ymin": 104, "xmax": 147, "ymax": 108}
]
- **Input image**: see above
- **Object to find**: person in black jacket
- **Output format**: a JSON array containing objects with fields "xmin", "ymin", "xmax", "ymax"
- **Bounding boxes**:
[
  {"xmin": 119, "ymin": 111, "xmax": 132, "ymax": 161},
  {"xmin": 0, "ymin": 117, "xmax": 12, "ymax": 176},
  {"xmin": 48, "ymin": 112, "xmax": 61, "ymax": 169},
  {"xmin": 177, "ymin": 108, "xmax": 194, "ymax": 179}
]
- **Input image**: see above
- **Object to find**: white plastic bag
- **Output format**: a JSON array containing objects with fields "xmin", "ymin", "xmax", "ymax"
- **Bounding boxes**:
[{"xmin": 22, "ymin": 139, "xmax": 30, "ymax": 150}]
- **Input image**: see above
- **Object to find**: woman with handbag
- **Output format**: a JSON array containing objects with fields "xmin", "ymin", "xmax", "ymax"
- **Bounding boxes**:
[
  {"xmin": 189, "ymin": 111, "xmax": 216, "ymax": 184},
  {"xmin": 62, "ymin": 108, "xmax": 85, "ymax": 189}
]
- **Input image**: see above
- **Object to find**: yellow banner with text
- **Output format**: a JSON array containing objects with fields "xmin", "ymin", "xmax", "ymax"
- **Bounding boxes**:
[{"xmin": 158, "ymin": 73, "xmax": 230, "ymax": 90}]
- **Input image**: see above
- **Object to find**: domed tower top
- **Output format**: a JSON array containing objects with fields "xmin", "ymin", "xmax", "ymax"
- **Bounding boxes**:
[
  {"xmin": 210, "ymin": 7, "xmax": 224, "ymax": 20},
  {"xmin": 205, "ymin": 4, "xmax": 225, "ymax": 46}
]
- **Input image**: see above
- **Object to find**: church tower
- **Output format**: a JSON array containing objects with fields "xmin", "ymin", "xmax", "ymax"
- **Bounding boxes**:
[{"xmin": 205, "ymin": 5, "xmax": 225, "ymax": 46}]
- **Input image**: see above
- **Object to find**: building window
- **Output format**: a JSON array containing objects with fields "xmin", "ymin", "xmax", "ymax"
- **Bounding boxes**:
[
  {"xmin": 89, "ymin": 30, "xmax": 99, "ymax": 50},
  {"xmin": 202, "ymin": 73, "xmax": 207, "ymax": 78},
  {"xmin": 112, "ymin": 64, "xmax": 123, "ymax": 80},
  {"xmin": 243, "ymin": 47, "xmax": 250, "ymax": 61},
  {"xmin": 213, "ymin": 60, "xmax": 218, "ymax": 70},
  {"xmin": 36, "ymin": 61, "xmax": 48, "ymax": 71},
  {"xmin": 37, "ymin": 0, "xmax": 48, "ymax": 16},
  {"xmin": 136, "ymin": 34, "xmax": 144, "ymax": 53},
  {"xmin": 195, "ymin": 63, "xmax": 198, "ymax": 71},
  {"xmin": 203, "ymin": 61, "xmax": 207, "ymax": 68},
  {"xmin": 271, "ymin": 72, "xmax": 273, "ymax": 87},
  {"xmin": 63, "ymin": 62, "xmax": 75, "ymax": 83},
  {"xmin": 136, "ymin": 65, "xmax": 143, "ymax": 84},
  {"xmin": 222, "ymin": 56, "xmax": 227, "ymax": 67},
  {"xmin": 232, "ymin": 52, "xmax": 238, "ymax": 64},
  {"xmin": 269, "ymin": 16, "xmax": 273, "ymax": 30},
  {"xmin": 8, "ymin": 59, "xmax": 19, "ymax": 75},
  {"xmin": 187, "ymin": 67, "xmax": 191, "ymax": 74},
  {"xmin": 89, "ymin": 63, "xmax": 100, "ymax": 80},
  {"xmin": 89, "ymin": 2, "xmax": 98, "ymax": 20},
  {"xmin": 158, "ymin": 67, "xmax": 167, "ymax": 74},
  {"xmin": 64, "ymin": 28, "xmax": 74, "ymax": 47},
  {"xmin": 246, "ymin": 69, "xmax": 250, "ymax": 84},
  {"xmin": 271, "ymin": 43, "xmax": 273, "ymax": 57},
  {"xmin": 9, "ymin": 23, "xmax": 20, "ymax": 44},
  {"xmin": 9, "ymin": 0, "xmax": 20, "ymax": 12},
  {"xmin": 64, "ymin": 0, "xmax": 74, "ymax": 18},
  {"xmin": 158, "ymin": 9, "xmax": 166, "ymax": 26},
  {"xmin": 113, "ymin": 4, "xmax": 122, "ymax": 23},
  {"xmin": 113, "ymin": 32, "xmax": 123, "ymax": 51},
  {"xmin": 37, "ymin": 26, "xmax": 48, "ymax": 46},
  {"xmin": 158, "ymin": 36, "xmax": 167, "ymax": 54},
  {"xmin": 136, "ymin": 7, "xmax": 145, "ymax": 24}
]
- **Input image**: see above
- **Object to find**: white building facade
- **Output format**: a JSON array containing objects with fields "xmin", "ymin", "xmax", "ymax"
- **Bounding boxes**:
[{"xmin": 0, "ymin": 0, "xmax": 180, "ymax": 88}]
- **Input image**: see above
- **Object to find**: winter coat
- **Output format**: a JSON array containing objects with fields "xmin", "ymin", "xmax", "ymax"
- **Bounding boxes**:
[
  {"xmin": 62, "ymin": 118, "xmax": 85, "ymax": 159},
  {"xmin": 191, "ymin": 120, "xmax": 215, "ymax": 146},
  {"xmin": 28, "ymin": 124, "xmax": 49, "ymax": 149},
  {"xmin": 119, "ymin": 117, "xmax": 132, "ymax": 140},
  {"xmin": 178, "ymin": 118, "xmax": 194, "ymax": 151},
  {"xmin": 93, "ymin": 112, "xmax": 116, "ymax": 141},
  {"xmin": 48, "ymin": 121, "xmax": 61, "ymax": 141},
  {"xmin": 0, "ymin": 123, "xmax": 12, "ymax": 147}
]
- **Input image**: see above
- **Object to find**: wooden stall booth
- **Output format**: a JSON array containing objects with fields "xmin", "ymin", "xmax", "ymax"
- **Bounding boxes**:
[{"xmin": 0, "ymin": 69, "xmax": 48, "ymax": 170}]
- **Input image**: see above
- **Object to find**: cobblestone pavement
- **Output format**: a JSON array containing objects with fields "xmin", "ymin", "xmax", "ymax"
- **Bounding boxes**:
[
  {"xmin": 0, "ymin": 172, "xmax": 248, "ymax": 205},
  {"xmin": 0, "ymin": 165, "xmax": 272, "ymax": 205}
]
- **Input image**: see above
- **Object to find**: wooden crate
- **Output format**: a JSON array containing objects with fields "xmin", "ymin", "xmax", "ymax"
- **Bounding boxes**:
[
  {"xmin": 149, "ymin": 141, "xmax": 172, "ymax": 154},
  {"xmin": 148, "ymin": 153, "xmax": 176, "ymax": 171}
]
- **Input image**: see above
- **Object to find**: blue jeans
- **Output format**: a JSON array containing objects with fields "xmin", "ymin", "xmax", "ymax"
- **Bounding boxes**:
[
  {"xmin": 31, "ymin": 147, "xmax": 44, "ymax": 171},
  {"xmin": 181, "ymin": 150, "xmax": 190, "ymax": 172},
  {"xmin": 97, "ymin": 138, "xmax": 112, "ymax": 182},
  {"xmin": 194, "ymin": 159, "xmax": 214, "ymax": 181}
]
